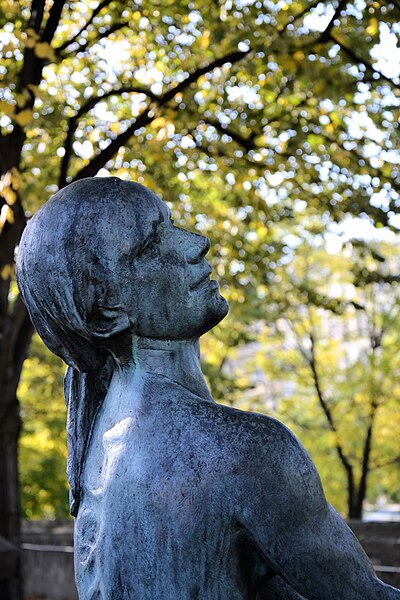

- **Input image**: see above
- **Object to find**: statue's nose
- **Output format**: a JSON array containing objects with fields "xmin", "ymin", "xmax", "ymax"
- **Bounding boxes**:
[{"xmin": 186, "ymin": 234, "xmax": 210, "ymax": 264}]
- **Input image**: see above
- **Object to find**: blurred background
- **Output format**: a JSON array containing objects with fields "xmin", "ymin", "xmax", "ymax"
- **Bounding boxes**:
[{"xmin": 0, "ymin": 0, "xmax": 399, "ymax": 597}]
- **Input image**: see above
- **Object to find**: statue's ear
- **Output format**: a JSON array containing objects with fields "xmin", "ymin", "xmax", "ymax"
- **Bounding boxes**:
[{"xmin": 88, "ymin": 305, "xmax": 133, "ymax": 340}]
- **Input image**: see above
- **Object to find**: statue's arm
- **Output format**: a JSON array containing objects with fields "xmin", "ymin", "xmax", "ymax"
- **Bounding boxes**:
[{"xmin": 245, "ymin": 419, "xmax": 400, "ymax": 600}]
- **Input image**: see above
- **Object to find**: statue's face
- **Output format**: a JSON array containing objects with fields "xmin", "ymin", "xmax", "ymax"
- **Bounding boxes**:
[{"xmin": 125, "ymin": 195, "xmax": 229, "ymax": 340}]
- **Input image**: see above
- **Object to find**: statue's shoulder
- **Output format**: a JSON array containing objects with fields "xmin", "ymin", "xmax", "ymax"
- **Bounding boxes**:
[
  {"xmin": 214, "ymin": 402, "xmax": 296, "ymax": 451},
  {"xmin": 213, "ymin": 403, "xmax": 321, "ymax": 494}
]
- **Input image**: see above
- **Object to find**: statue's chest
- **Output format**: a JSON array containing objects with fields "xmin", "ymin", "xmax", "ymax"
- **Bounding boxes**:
[
  {"xmin": 74, "ymin": 393, "xmax": 272, "ymax": 600},
  {"xmin": 75, "ymin": 411, "xmax": 239, "ymax": 599},
  {"xmin": 82, "ymin": 411, "xmax": 220, "ymax": 520},
  {"xmin": 80, "ymin": 383, "xmax": 223, "ymax": 505}
]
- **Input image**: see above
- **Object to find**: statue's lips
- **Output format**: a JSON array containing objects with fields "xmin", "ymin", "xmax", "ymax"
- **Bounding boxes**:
[{"xmin": 190, "ymin": 269, "xmax": 214, "ymax": 291}]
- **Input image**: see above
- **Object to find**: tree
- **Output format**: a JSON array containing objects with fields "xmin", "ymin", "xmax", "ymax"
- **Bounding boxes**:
[
  {"xmin": 1, "ymin": 1, "xmax": 399, "ymax": 595},
  {"xmin": 246, "ymin": 235, "xmax": 400, "ymax": 518},
  {"xmin": 18, "ymin": 334, "xmax": 69, "ymax": 520}
]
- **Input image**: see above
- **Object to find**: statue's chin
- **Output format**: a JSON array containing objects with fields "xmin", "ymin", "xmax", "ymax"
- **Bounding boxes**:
[
  {"xmin": 217, "ymin": 294, "xmax": 230, "ymax": 321},
  {"xmin": 199, "ymin": 294, "xmax": 229, "ymax": 337}
]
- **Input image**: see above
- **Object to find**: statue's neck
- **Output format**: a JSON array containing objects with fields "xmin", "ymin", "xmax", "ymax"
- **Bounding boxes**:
[{"xmin": 130, "ymin": 337, "xmax": 214, "ymax": 403}]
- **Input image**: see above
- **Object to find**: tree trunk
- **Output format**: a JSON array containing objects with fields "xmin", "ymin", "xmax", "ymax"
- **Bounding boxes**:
[
  {"xmin": 0, "ymin": 390, "xmax": 21, "ymax": 543},
  {"xmin": 344, "ymin": 464, "xmax": 363, "ymax": 520},
  {"xmin": 0, "ymin": 303, "xmax": 34, "ymax": 600},
  {"xmin": 0, "ymin": 131, "xmax": 30, "ymax": 600},
  {"xmin": 348, "ymin": 485, "xmax": 363, "ymax": 520},
  {"xmin": 0, "ymin": 390, "xmax": 22, "ymax": 599}
]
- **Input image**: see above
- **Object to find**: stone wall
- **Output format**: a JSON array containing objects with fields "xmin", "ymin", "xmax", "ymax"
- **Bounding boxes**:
[
  {"xmin": 22, "ymin": 521, "xmax": 77, "ymax": 600},
  {"xmin": 349, "ymin": 520, "xmax": 400, "ymax": 589},
  {"xmin": 21, "ymin": 520, "xmax": 399, "ymax": 599},
  {"xmin": 22, "ymin": 545, "xmax": 77, "ymax": 600}
]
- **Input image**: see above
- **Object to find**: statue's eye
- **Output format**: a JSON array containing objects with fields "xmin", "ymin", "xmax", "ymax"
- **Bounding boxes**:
[{"xmin": 138, "ymin": 234, "xmax": 159, "ymax": 256}]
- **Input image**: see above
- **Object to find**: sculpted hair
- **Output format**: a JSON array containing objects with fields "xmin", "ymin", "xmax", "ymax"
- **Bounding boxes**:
[{"xmin": 17, "ymin": 177, "xmax": 161, "ymax": 514}]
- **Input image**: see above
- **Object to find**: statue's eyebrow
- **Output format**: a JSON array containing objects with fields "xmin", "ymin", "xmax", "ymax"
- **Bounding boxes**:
[
  {"xmin": 136, "ymin": 214, "xmax": 164, "ymax": 257},
  {"xmin": 152, "ymin": 212, "xmax": 165, "ymax": 232}
]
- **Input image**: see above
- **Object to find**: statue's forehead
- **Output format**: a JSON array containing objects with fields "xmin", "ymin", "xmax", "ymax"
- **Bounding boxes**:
[
  {"xmin": 102, "ymin": 191, "xmax": 170, "ymax": 255},
  {"xmin": 31, "ymin": 180, "xmax": 172, "ymax": 252},
  {"xmin": 121, "ymin": 187, "xmax": 170, "ymax": 221}
]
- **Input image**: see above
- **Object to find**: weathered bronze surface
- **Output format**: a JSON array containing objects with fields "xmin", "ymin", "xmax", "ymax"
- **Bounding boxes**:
[{"xmin": 17, "ymin": 177, "xmax": 400, "ymax": 599}]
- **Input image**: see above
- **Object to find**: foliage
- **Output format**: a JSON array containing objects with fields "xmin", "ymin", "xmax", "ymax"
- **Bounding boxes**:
[
  {"xmin": 235, "ymin": 234, "xmax": 400, "ymax": 516},
  {"xmin": 18, "ymin": 334, "xmax": 69, "ymax": 519},
  {"xmin": 0, "ymin": 0, "xmax": 399, "ymax": 526},
  {"xmin": 1, "ymin": 0, "xmax": 399, "ymax": 222}
]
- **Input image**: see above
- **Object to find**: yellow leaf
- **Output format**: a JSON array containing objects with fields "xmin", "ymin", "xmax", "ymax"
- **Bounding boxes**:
[
  {"xmin": 0, "ymin": 101, "xmax": 15, "ymax": 117},
  {"xmin": 293, "ymin": 50, "xmax": 305, "ymax": 62},
  {"xmin": 26, "ymin": 28, "xmax": 40, "ymax": 41},
  {"xmin": 27, "ymin": 83, "xmax": 47, "ymax": 101},
  {"xmin": 280, "ymin": 56, "xmax": 297, "ymax": 74},
  {"xmin": 25, "ymin": 37, "xmax": 36, "ymax": 49},
  {"xmin": 34, "ymin": 42, "xmax": 56, "ymax": 62},
  {"xmin": 26, "ymin": 83, "xmax": 38, "ymax": 94},
  {"xmin": 314, "ymin": 81, "xmax": 325, "ymax": 94},
  {"xmin": 14, "ymin": 109, "xmax": 33, "ymax": 127},
  {"xmin": 199, "ymin": 31, "xmax": 210, "ymax": 50},
  {"xmin": 151, "ymin": 117, "xmax": 166, "ymax": 129},
  {"xmin": 10, "ymin": 167, "xmax": 22, "ymax": 191},
  {"xmin": 0, "ymin": 205, "xmax": 14, "ymax": 232},
  {"xmin": 2, "ymin": 186, "xmax": 17, "ymax": 205},
  {"xmin": 22, "ymin": 28, "xmax": 40, "ymax": 49},
  {"xmin": 26, "ymin": 127, "xmax": 40, "ymax": 139},
  {"xmin": 1, "ymin": 43, "xmax": 15, "ymax": 54},
  {"xmin": 3, "ymin": 0, "xmax": 19, "ymax": 17},
  {"xmin": 16, "ymin": 89, "xmax": 30, "ymax": 108},
  {"xmin": 109, "ymin": 122, "xmax": 121, "ymax": 134},
  {"xmin": 326, "ymin": 123, "xmax": 334, "ymax": 134},
  {"xmin": 366, "ymin": 18, "xmax": 379, "ymax": 36},
  {"xmin": 0, "ymin": 264, "xmax": 14, "ymax": 280}
]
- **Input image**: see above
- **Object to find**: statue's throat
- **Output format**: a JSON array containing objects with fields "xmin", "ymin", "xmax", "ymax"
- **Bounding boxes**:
[{"xmin": 131, "ymin": 337, "xmax": 215, "ymax": 404}]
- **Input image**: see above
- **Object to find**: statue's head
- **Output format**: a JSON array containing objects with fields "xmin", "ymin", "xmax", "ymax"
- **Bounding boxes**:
[{"xmin": 17, "ymin": 177, "xmax": 229, "ymax": 372}]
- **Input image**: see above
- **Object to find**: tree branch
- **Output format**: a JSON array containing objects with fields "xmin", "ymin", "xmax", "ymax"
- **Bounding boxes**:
[
  {"xmin": 315, "ymin": 127, "xmax": 399, "ymax": 192},
  {"xmin": 71, "ymin": 107, "xmax": 154, "ymax": 182},
  {"xmin": 200, "ymin": 80, "xmax": 306, "ymax": 157},
  {"xmin": 56, "ymin": 20, "xmax": 128, "ymax": 57},
  {"xmin": 357, "ymin": 404, "xmax": 377, "ymax": 510},
  {"xmin": 204, "ymin": 118, "xmax": 256, "ymax": 152},
  {"xmin": 0, "ymin": 297, "xmax": 34, "ymax": 423},
  {"xmin": 55, "ymin": 0, "xmax": 115, "ymax": 52},
  {"xmin": 357, "ymin": 331, "xmax": 382, "ymax": 511},
  {"xmin": 20, "ymin": 0, "xmax": 67, "ymax": 92},
  {"xmin": 330, "ymin": 32, "xmax": 400, "ymax": 90},
  {"xmin": 161, "ymin": 49, "xmax": 251, "ymax": 104},
  {"xmin": 11, "ymin": 307, "xmax": 35, "ymax": 389},
  {"xmin": 42, "ymin": 0, "xmax": 68, "ymax": 43},
  {"xmin": 318, "ymin": 0, "xmax": 349, "ymax": 43},
  {"xmin": 70, "ymin": 49, "xmax": 250, "ymax": 182},
  {"xmin": 28, "ymin": 0, "xmax": 46, "ymax": 32},
  {"xmin": 278, "ymin": 0, "xmax": 322, "ymax": 34},
  {"xmin": 373, "ymin": 455, "xmax": 400, "ymax": 469},
  {"xmin": 59, "ymin": 86, "xmax": 159, "ymax": 187},
  {"xmin": 7, "ymin": 296, "xmax": 30, "ymax": 363},
  {"xmin": 307, "ymin": 331, "xmax": 354, "ymax": 480}
]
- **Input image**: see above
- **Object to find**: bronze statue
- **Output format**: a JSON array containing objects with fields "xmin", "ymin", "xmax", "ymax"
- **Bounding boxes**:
[{"xmin": 17, "ymin": 177, "xmax": 400, "ymax": 599}]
